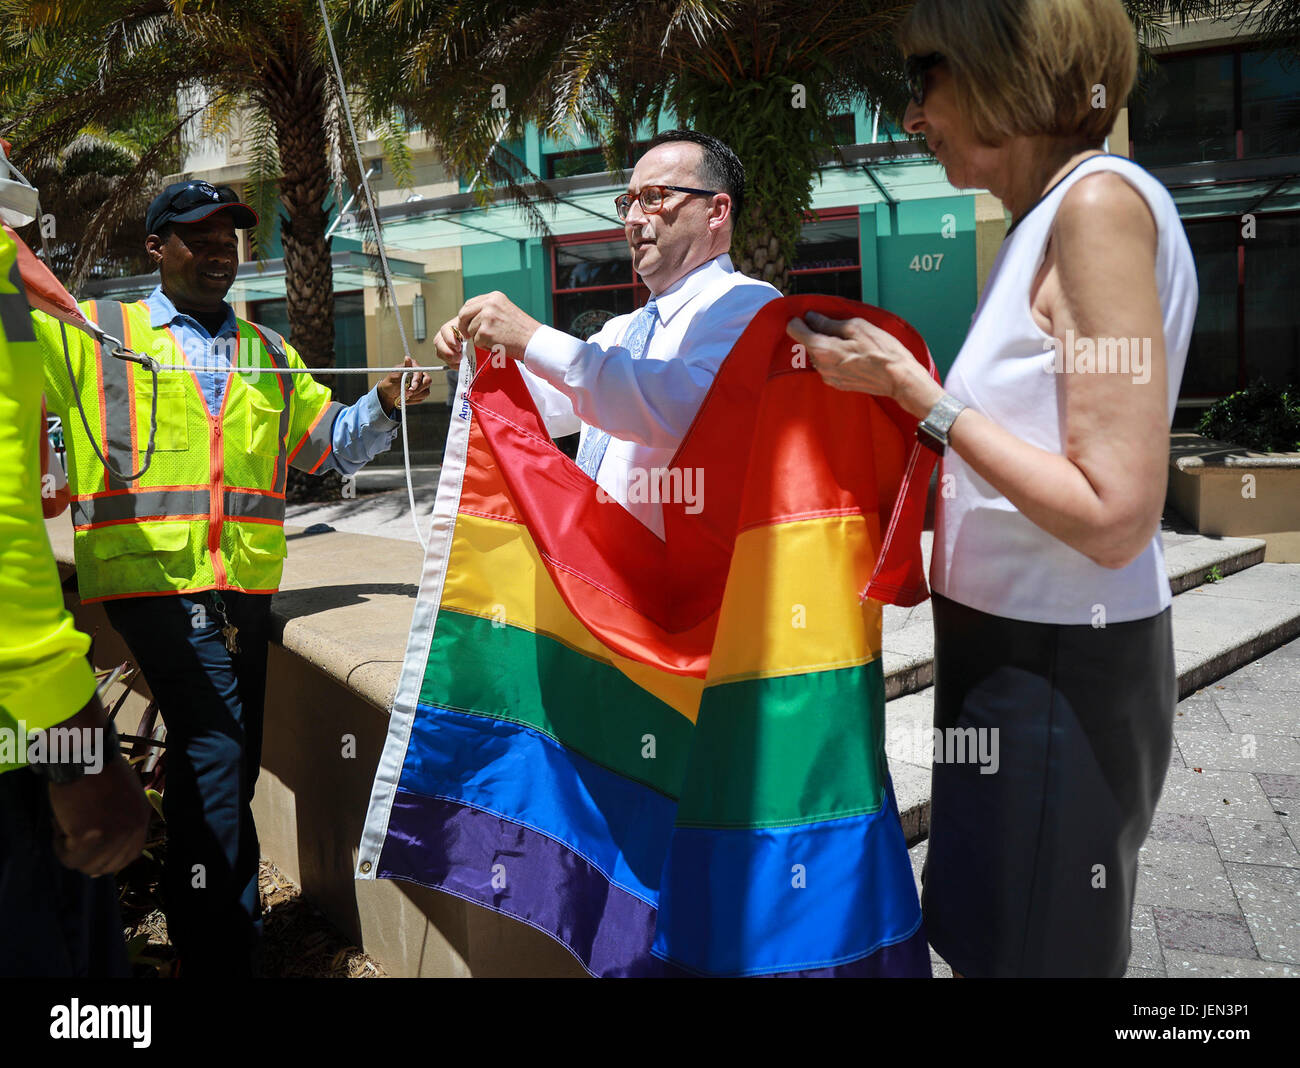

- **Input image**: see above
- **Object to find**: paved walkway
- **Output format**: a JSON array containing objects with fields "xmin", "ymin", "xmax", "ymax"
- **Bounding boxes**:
[
  {"xmin": 285, "ymin": 479, "xmax": 439, "ymax": 543},
  {"xmin": 910, "ymin": 635, "xmax": 1300, "ymax": 978}
]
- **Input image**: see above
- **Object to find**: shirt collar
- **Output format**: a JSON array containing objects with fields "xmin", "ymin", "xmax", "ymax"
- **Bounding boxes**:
[
  {"xmin": 146, "ymin": 284, "xmax": 238, "ymax": 337},
  {"xmin": 650, "ymin": 254, "xmax": 735, "ymax": 327}
]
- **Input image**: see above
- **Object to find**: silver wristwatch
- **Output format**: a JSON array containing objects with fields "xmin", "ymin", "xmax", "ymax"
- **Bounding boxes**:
[{"xmin": 917, "ymin": 394, "xmax": 967, "ymax": 456}]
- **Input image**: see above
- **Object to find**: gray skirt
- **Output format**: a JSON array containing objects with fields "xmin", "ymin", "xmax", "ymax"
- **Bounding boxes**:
[{"xmin": 921, "ymin": 592, "xmax": 1175, "ymax": 978}]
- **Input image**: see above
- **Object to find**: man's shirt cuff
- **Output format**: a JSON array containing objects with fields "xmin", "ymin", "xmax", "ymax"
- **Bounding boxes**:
[
  {"xmin": 523, "ymin": 325, "xmax": 587, "ymax": 386},
  {"xmin": 325, "ymin": 385, "xmax": 401, "ymax": 475},
  {"xmin": 364, "ymin": 383, "xmax": 403, "ymax": 428}
]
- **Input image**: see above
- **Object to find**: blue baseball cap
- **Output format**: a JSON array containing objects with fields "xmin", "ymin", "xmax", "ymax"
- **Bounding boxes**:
[{"xmin": 146, "ymin": 179, "xmax": 258, "ymax": 234}]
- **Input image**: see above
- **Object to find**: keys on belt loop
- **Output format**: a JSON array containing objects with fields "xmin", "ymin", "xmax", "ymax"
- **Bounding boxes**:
[{"xmin": 211, "ymin": 591, "xmax": 240, "ymax": 655}]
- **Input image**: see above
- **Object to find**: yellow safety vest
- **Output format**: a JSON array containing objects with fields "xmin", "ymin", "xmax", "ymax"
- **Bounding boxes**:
[
  {"xmin": 35, "ymin": 299, "xmax": 343, "ymax": 603},
  {"xmin": 1, "ymin": 229, "xmax": 97, "ymax": 774}
]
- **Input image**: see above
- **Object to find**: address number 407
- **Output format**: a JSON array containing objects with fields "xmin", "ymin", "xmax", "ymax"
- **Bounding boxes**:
[{"xmin": 909, "ymin": 253, "xmax": 944, "ymax": 272}]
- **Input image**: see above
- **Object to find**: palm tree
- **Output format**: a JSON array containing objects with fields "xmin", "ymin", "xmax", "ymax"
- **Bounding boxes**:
[
  {"xmin": 9, "ymin": 104, "xmax": 181, "ymax": 281},
  {"xmin": 0, "ymin": 0, "xmax": 412, "ymax": 371}
]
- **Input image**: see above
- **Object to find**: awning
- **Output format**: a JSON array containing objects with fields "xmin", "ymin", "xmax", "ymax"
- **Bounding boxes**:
[
  {"xmin": 1151, "ymin": 154, "xmax": 1300, "ymax": 219},
  {"xmin": 80, "ymin": 249, "xmax": 429, "ymax": 303},
  {"xmin": 329, "ymin": 141, "xmax": 954, "ymax": 252}
]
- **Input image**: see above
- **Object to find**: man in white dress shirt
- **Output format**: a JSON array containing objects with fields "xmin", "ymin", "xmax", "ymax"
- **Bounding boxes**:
[{"xmin": 434, "ymin": 130, "xmax": 780, "ymax": 535}]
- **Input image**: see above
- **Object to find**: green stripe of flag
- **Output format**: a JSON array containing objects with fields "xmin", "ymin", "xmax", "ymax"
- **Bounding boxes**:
[
  {"xmin": 675, "ymin": 662, "xmax": 888, "ymax": 829},
  {"xmin": 421, "ymin": 609, "xmax": 693, "ymax": 798}
]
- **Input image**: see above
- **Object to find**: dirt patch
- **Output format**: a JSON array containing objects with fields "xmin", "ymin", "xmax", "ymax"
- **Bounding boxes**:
[{"xmin": 119, "ymin": 855, "xmax": 384, "ymax": 978}]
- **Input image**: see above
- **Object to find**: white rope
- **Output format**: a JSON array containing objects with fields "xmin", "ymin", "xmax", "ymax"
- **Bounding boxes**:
[
  {"xmin": 317, "ymin": 0, "xmax": 427, "ymax": 548},
  {"xmin": 148, "ymin": 364, "xmax": 447, "ymax": 374}
]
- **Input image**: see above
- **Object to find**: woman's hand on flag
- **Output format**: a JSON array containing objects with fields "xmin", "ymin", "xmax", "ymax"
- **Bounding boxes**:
[{"xmin": 787, "ymin": 311, "xmax": 943, "ymax": 419}]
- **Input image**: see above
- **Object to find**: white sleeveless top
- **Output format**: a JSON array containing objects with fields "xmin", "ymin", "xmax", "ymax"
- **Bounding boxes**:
[{"xmin": 930, "ymin": 154, "xmax": 1198, "ymax": 625}]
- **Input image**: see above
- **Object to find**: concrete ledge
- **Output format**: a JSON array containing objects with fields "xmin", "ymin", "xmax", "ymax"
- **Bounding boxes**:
[
  {"xmin": 1171, "ymin": 433, "xmax": 1300, "ymax": 471},
  {"xmin": 1170, "ymin": 563, "xmax": 1300, "ymax": 698}
]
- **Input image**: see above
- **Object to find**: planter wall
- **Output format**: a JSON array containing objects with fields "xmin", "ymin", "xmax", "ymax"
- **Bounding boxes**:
[{"xmin": 1168, "ymin": 432, "xmax": 1300, "ymax": 562}]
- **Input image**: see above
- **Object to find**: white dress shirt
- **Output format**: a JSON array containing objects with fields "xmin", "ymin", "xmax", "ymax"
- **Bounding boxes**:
[{"xmin": 521, "ymin": 253, "xmax": 779, "ymax": 536}]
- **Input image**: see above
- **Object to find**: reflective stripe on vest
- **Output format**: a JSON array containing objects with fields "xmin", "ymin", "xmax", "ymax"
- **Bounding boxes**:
[
  {"xmin": 254, "ymin": 323, "xmax": 295, "ymax": 494},
  {"xmin": 253, "ymin": 322, "xmax": 343, "ymax": 475},
  {"xmin": 71, "ymin": 487, "xmax": 284, "ymax": 527},
  {"xmin": 90, "ymin": 301, "xmax": 132, "ymax": 492},
  {"xmin": 0, "ymin": 256, "xmax": 36, "ymax": 343},
  {"xmin": 289, "ymin": 399, "xmax": 345, "ymax": 474}
]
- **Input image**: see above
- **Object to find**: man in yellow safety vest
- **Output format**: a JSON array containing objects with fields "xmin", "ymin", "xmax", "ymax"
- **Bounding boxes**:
[{"xmin": 34, "ymin": 179, "xmax": 433, "ymax": 976}]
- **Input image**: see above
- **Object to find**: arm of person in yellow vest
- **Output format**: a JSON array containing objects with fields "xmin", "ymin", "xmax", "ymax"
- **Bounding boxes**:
[
  {"xmin": 31, "ymin": 306, "xmax": 80, "ymax": 421},
  {"xmin": 283, "ymin": 337, "xmax": 432, "ymax": 477},
  {"xmin": 0, "ymin": 240, "xmax": 149, "ymax": 875},
  {"xmin": 32, "ymin": 306, "xmax": 98, "ymax": 508}
]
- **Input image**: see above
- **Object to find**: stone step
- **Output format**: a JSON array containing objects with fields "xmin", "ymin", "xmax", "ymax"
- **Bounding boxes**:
[
  {"xmin": 881, "ymin": 528, "xmax": 1267, "ymax": 700},
  {"xmin": 885, "ymin": 560, "xmax": 1300, "ymax": 845}
]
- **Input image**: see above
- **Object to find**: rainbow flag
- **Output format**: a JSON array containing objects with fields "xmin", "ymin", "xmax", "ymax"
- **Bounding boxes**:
[{"xmin": 358, "ymin": 295, "xmax": 939, "ymax": 976}]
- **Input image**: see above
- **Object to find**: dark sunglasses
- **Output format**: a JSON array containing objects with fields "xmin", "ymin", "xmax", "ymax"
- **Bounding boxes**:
[
  {"xmin": 904, "ymin": 53, "xmax": 945, "ymax": 106},
  {"xmin": 164, "ymin": 181, "xmax": 241, "ymax": 216}
]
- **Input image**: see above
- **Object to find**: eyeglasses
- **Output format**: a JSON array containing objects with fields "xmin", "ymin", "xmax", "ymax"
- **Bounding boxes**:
[
  {"xmin": 904, "ymin": 52, "xmax": 945, "ymax": 106},
  {"xmin": 615, "ymin": 184, "xmax": 718, "ymax": 221}
]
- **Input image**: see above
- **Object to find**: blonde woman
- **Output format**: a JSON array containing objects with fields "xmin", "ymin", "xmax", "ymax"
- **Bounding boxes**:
[{"xmin": 788, "ymin": 0, "xmax": 1197, "ymax": 977}]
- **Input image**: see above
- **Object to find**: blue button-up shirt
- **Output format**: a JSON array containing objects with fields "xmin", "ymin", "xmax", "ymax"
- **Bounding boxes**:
[{"xmin": 144, "ymin": 286, "xmax": 400, "ymax": 476}]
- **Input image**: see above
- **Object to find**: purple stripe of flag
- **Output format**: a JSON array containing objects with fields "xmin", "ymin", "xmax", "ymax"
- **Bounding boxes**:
[{"xmin": 380, "ymin": 790, "xmax": 931, "ymax": 978}]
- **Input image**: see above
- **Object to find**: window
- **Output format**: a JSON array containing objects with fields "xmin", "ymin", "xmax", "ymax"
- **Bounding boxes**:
[
  {"xmin": 1244, "ymin": 213, "xmax": 1300, "ymax": 388},
  {"xmin": 828, "ymin": 112, "xmax": 857, "ymax": 146},
  {"xmin": 1180, "ymin": 218, "xmax": 1239, "ymax": 396},
  {"xmin": 1130, "ymin": 52, "xmax": 1235, "ymax": 167},
  {"xmin": 1242, "ymin": 51, "xmax": 1300, "ymax": 157},
  {"xmin": 1131, "ymin": 47, "xmax": 1300, "ymax": 166},
  {"xmin": 1180, "ymin": 214, "xmax": 1300, "ymax": 397},
  {"xmin": 551, "ymin": 232, "xmax": 647, "ymax": 338},
  {"xmin": 788, "ymin": 210, "xmax": 862, "ymax": 300},
  {"xmin": 545, "ymin": 141, "xmax": 651, "ymax": 181}
]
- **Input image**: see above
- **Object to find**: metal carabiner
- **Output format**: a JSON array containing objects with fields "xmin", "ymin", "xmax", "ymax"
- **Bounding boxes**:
[{"xmin": 94, "ymin": 326, "xmax": 159, "ymax": 372}]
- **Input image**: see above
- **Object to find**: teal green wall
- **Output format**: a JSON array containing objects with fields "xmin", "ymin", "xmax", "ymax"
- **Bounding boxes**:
[
  {"xmin": 462, "ymin": 237, "xmax": 551, "ymax": 322},
  {"xmin": 858, "ymin": 195, "xmax": 975, "ymax": 377}
]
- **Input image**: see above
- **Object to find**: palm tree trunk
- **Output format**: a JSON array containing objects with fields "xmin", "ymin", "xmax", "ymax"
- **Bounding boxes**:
[
  {"xmin": 261, "ymin": 46, "xmax": 341, "ymax": 502},
  {"xmin": 261, "ymin": 49, "xmax": 335, "ymax": 374},
  {"xmin": 736, "ymin": 215, "xmax": 791, "ymax": 295}
]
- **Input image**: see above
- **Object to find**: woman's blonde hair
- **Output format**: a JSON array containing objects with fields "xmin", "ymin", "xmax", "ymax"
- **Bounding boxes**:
[{"xmin": 898, "ymin": 0, "xmax": 1137, "ymax": 145}]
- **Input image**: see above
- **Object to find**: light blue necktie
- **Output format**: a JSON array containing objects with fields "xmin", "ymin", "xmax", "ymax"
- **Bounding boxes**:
[{"xmin": 575, "ymin": 298, "xmax": 659, "ymax": 478}]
